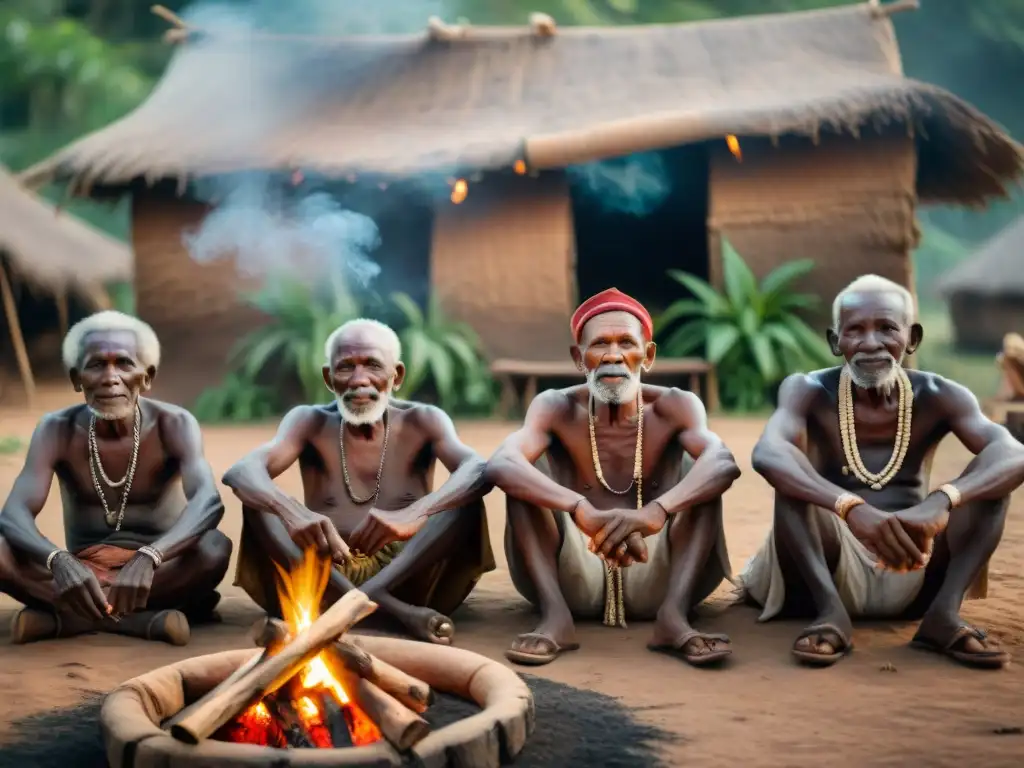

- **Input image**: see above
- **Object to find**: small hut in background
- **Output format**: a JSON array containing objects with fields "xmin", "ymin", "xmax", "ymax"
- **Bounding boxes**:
[
  {"xmin": 0, "ymin": 167, "xmax": 132, "ymax": 404},
  {"xmin": 20, "ymin": 2, "xmax": 1024, "ymax": 406},
  {"xmin": 938, "ymin": 216, "xmax": 1024, "ymax": 352}
]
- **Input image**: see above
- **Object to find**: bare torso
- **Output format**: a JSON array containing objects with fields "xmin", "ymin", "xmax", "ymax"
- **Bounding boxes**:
[
  {"xmin": 294, "ymin": 401, "xmax": 437, "ymax": 537},
  {"xmin": 543, "ymin": 384, "xmax": 688, "ymax": 510},
  {"xmin": 50, "ymin": 399, "xmax": 186, "ymax": 552},
  {"xmin": 803, "ymin": 367, "xmax": 951, "ymax": 510}
]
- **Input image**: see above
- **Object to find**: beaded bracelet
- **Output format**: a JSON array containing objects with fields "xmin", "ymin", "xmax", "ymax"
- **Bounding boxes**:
[
  {"xmin": 937, "ymin": 483, "xmax": 962, "ymax": 509},
  {"xmin": 137, "ymin": 545, "xmax": 163, "ymax": 568},
  {"xmin": 45, "ymin": 549, "xmax": 66, "ymax": 572}
]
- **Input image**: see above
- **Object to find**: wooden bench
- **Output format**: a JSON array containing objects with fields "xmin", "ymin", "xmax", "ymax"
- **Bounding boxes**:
[{"xmin": 490, "ymin": 358, "xmax": 719, "ymax": 418}]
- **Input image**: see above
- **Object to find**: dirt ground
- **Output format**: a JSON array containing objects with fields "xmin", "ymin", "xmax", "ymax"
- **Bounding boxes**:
[{"xmin": 0, "ymin": 388, "xmax": 1022, "ymax": 766}]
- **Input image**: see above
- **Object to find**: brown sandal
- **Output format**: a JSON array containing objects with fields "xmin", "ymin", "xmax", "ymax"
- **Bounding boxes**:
[
  {"xmin": 910, "ymin": 624, "xmax": 1010, "ymax": 669},
  {"xmin": 791, "ymin": 623, "xmax": 852, "ymax": 667},
  {"xmin": 648, "ymin": 630, "xmax": 732, "ymax": 667},
  {"xmin": 505, "ymin": 633, "xmax": 580, "ymax": 666}
]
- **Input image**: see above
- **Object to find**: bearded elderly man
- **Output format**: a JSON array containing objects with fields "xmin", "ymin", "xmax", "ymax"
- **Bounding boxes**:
[
  {"xmin": 224, "ymin": 318, "xmax": 494, "ymax": 645},
  {"xmin": 0, "ymin": 311, "xmax": 231, "ymax": 645},
  {"xmin": 741, "ymin": 275, "xmax": 1024, "ymax": 669},
  {"xmin": 488, "ymin": 288, "xmax": 740, "ymax": 667}
]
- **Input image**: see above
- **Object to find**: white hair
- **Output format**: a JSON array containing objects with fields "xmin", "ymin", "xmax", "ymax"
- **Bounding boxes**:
[
  {"xmin": 323, "ymin": 318, "xmax": 402, "ymax": 365},
  {"xmin": 832, "ymin": 275, "xmax": 915, "ymax": 329},
  {"xmin": 61, "ymin": 311, "xmax": 161, "ymax": 371}
]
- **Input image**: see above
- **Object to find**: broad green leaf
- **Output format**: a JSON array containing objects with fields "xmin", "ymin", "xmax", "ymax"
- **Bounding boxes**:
[
  {"xmin": 240, "ymin": 330, "xmax": 291, "ymax": 378},
  {"xmin": 444, "ymin": 333, "xmax": 480, "ymax": 369},
  {"xmin": 707, "ymin": 323, "xmax": 741, "ymax": 363},
  {"xmin": 762, "ymin": 322, "xmax": 802, "ymax": 353},
  {"xmin": 747, "ymin": 332, "xmax": 779, "ymax": 382},
  {"xmin": 739, "ymin": 305, "xmax": 759, "ymax": 337},
  {"xmin": 781, "ymin": 315, "xmax": 836, "ymax": 366},
  {"xmin": 426, "ymin": 341, "xmax": 456, "ymax": 404},
  {"xmin": 667, "ymin": 269, "xmax": 730, "ymax": 315},
  {"xmin": 401, "ymin": 330, "xmax": 430, "ymax": 397},
  {"xmin": 720, "ymin": 239, "xmax": 759, "ymax": 310},
  {"xmin": 759, "ymin": 258, "xmax": 816, "ymax": 297},
  {"xmin": 661, "ymin": 320, "xmax": 708, "ymax": 357},
  {"xmin": 655, "ymin": 299, "xmax": 706, "ymax": 332},
  {"xmin": 390, "ymin": 292, "xmax": 425, "ymax": 327}
]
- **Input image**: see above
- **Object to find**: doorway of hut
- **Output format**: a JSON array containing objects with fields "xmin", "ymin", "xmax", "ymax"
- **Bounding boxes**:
[
  {"xmin": 328, "ymin": 181, "xmax": 434, "ymax": 311},
  {"xmin": 570, "ymin": 144, "xmax": 709, "ymax": 323}
]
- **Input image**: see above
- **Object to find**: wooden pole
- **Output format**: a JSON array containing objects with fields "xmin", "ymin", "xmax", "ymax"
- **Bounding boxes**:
[
  {"xmin": 869, "ymin": 0, "xmax": 920, "ymax": 18},
  {"xmin": 0, "ymin": 263, "xmax": 35, "ymax": 408}
]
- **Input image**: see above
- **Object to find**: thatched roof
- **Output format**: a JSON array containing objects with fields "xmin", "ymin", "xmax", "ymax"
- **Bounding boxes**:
[
  {"xmin": 0, "ymin": 167, "xmax": 132, "ymax": 294},
  {"xmin": 938, "ymin": 216, "xmax": 1024, "ymax": 298},
  {"xmin": 20, "ymin": 2, "xmax": 1024, "ymax": 205}
]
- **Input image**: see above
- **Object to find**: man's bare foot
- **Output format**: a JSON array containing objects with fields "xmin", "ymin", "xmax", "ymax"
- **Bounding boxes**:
[
  {"xmin": 911, "ymin": 615, "xmax": 1010, "ymax": 669},
  {"xmin": 106, "ymin": 609, "xmax": 191, "ymax": 645},
  {"xmin": 505, "ymin": 611, "xmax": 579, "ymax": 666},
  {"xmin": 791, "ymin": 609, "xmax": 853, "ymax": 666},
  {"xmin": 398, "ymin": 605, "xmax": 455, "ymax": 645},
  {"xmin": 648, "ymin": 609, "xmax": 731, "ymax": 667},
  {"xmin": 10, "ymin": 608, "xmax": 97, "ymax": 644}
]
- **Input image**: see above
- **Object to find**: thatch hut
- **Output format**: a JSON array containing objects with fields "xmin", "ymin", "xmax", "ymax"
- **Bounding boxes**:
[
  {"xmin": 21, "ymin": 2, "xmax": 1023, "ymax": 405},
  {"xmin": 938, "ymin": 216, "xmax": 1024, "ymax": 352},
  {"xmin": 0, "ymin": 167, "xmax": 132, "ymax": 404}
]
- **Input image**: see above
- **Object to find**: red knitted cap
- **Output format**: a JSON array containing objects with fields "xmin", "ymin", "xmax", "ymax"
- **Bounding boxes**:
[{"xmin": 570, "ymin": 288, "xmax": 653, "ymax": 343}]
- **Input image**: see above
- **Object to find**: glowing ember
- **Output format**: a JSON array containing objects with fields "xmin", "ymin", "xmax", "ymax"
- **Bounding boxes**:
[
  {"xmin": 513, "ymin": 159, "xmax": 527, "ymax": 175},
  {"xmin": 725, "ymin": 134, "xmax": 742, "ymax": 161},
  {"xmin": 450, "ymin": 179, "xmax": 468, "ymax": 204},
  {"xmin": 216, "ymin": 550, "xmax": 383, "ymax": 748}
]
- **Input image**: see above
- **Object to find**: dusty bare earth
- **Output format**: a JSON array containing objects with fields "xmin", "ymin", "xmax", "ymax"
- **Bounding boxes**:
[{"xmin": 0, "ymin": 388, "xmax": 1022, "ymax": 766}]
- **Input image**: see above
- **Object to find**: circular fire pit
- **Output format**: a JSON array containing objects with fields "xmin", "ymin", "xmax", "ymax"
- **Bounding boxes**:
[{"xmin": 101, "ymin": 635, "xmax": 534, "ymax": 768}]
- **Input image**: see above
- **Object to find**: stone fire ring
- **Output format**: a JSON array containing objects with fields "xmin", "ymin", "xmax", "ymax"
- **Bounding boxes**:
[{"xmin": 101, "ymin": 634, "xmax": 534, "ymax": 768}]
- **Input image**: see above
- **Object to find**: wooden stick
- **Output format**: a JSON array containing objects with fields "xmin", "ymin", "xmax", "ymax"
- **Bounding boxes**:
[
  {"xmin": 169, "ymin": 590, "xmax": 376, "ymax": 744},
  {"xmin": 869, "ymin": 0, "xmax": 920, "ymax": 17},
  {"xmin": 251, "ymin": 616, "xmax": 291, "ymax": 649},
  {"xmin": 0, "ymin": 263, "xmax": 34, "ymax": 409},
  {"xmin": 324, "ymin": 649, "xmax": 430, "ymax": 751},
  {"xmin": 331, "ymin": 639, "xmax": 433, "ymax": 713},
  {"xmin": 258, "ymin": 616, "xmax": 433, "ymax": 713},
  {"xmin": 151, "ymin": 4, "xmax": 188, "ymax": 28}
]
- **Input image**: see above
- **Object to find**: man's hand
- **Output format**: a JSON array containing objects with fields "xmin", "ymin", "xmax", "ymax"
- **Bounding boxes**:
[
  {"xmin": 278, "ymin": 498, "xmax": 350, "ymax": 563},
  {"xmin": 107, "ymin": 554, "xmax": 156, "ymax": 616},
  {"xmin": 349, "ymin": 508, "xmax": 426, "ymax": 557},
  {"xmin": 573, "ymin": 501, "xmax": 649, "ymax": 565},
  {"xmin": 894, "ymin": 495, "xmax": 951, "ymax": 562},
  {"xmin": 846, "ymin": 504, "xmax": 926, "ymax": 572},
  {"xmin": 50, "ymin": 552, "xmax": 110, "ymax": 621},
  {"xmin": 589, "ymin": 503, "xmax": 668, "ymax": 560}
]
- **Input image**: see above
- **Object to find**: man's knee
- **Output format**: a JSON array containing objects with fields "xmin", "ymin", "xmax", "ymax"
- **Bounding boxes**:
[{"xmin": 194, "ymin": 529, "xmax": 233, "ymax": 577}]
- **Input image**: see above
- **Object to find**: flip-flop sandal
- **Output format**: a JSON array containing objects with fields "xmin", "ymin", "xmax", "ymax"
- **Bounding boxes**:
[
  {"xmin": 648, "ymin": 630, "xmax": 732, "ymax": 667},
  {"xmin": 504, "ymin": 633, "xmax": 580, "ymax": 666},
  {"xmin": 910, "ymin": 624, "xmax": 1010, "ymax": 669},
  {"xmin": 791, "ymin": 622, "xmax": 852, "ymax": 666}
]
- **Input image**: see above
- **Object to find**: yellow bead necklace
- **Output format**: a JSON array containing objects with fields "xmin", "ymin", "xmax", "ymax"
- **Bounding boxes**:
[{"xmin": 838, "ymin": 366, "xmax": 913, "ymax": 491}]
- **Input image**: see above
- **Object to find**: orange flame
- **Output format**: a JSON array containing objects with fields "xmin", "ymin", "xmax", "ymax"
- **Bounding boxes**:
[
  {"xmin": 513, "ymin": 159, "xmax": 527, "ymax": 175},
  {"xmin": 450, "ymin": 179, "xmax": 468, "ymax": 204},
  {"xmin": 725, "ymin": 134, "xmax": 742, "ymax": 162}
]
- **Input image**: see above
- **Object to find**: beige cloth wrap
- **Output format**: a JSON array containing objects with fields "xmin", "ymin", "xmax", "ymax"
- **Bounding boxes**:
[
  {"xmin": 505, "ymin": 456, "xmax": 732, "ymax": 621},
  {"xmin": 738, "ymin": 513, "xmax": 927, "ymax": 620}
]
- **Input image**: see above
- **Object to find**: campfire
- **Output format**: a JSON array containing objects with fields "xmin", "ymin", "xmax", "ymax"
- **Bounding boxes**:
[{"xmin": 165, "ymin": 549, "xmax": 434, "ymax": 752}]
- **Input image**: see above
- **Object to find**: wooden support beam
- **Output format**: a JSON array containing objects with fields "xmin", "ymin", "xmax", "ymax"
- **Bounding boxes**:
[{"xmin": 0, "ymin": 264, "xmax": 35, "ymax": 408}]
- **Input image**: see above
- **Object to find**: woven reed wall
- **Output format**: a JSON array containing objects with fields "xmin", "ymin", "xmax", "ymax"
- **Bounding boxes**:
[
  {"xmin": 430, "ymin": 172, "xmax": 576, "ymax": 362},
  {"xmin": 132, "ymin": 194, "xmax": 266, "ymax": 407},
  {"xmin": 948, "ymin": 294, "xmax": 1024, "ymax": 352},
  {"xmin": 708, "ymin": 133, "xmax": 917, "ymax": 330}
]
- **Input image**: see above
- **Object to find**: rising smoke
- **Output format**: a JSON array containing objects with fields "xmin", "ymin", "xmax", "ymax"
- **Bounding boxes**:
[
  {"xmin": 567, "ymin": 151, "xmax": 672, "ymax": 217},
  {"xmin": 178, "ymin": 0, "xmax": 447, "ymax": 285}
]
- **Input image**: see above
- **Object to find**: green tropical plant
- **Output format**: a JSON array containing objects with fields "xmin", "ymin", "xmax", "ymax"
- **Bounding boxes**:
[
  {"xmin": 192, "ymin": 372, "xmax": 278, "ymax": 424},
  {"xmin": 0, "ymin": 436, "xmax": 25, "ymax": 455},
  {"xmin": 232, "ymin": 275, "xmax": 365, "ymax": 404},
  {"xmin": 656, "ymin": 240, "xmax": 834, "ymax": 411},
  {"xmin": 389, "ymin": 292, "xmax": 495, "ymax": 412}
]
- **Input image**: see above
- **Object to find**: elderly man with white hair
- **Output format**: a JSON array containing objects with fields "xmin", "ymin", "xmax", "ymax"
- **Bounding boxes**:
[
  {"xmin": 487, "ymin": 288, "xmax": 740, "ymax": 667},
  {"xmin": 224, "ymin": 318, "xmax": 494, "ymax": 645},
  {"xmin": 741, "ymin": 274, "xmax": 1024, "ymax": 669},
  {"xmin": 0, "ymin": 311, "xmax": 231, "ymax": 645}
]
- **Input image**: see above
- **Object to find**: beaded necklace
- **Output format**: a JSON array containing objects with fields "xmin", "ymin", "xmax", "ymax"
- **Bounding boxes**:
[{"xmin": 838, "ymin": 366, "xmax": 913, "ymax": 491}]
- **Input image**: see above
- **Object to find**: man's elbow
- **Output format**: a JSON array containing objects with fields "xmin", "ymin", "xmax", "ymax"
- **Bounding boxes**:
[
  {"xmin": 220, "ymin": 461, "xmax": 248, "ymax": 489},
  {"xmin": 750, "ymin": 441, "xmax": 778, "ymax": 478},
  {"xmin": 712, "ymin": 448, "xmax": 742, "ymax": 485},
  {"xmin": 483, "ymin": 451, "xmax": 514, "ymax": 488}
]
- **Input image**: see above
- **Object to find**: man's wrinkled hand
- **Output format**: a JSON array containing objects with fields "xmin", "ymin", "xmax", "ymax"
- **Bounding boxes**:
[
  {"xmin": 349, "ymin": 507, "xmax": 426, "ymax": 557},
  {"xmin": 50, "ymin": 552, "xmax": 111, "ymax": 621},
  {"xmin": 279, "ymin": 499, "xmax": 350, "ymax": 563},
  {"xmin": 590, "ymin": 503, "xmax": 667, "ymax": 560},
  {"xmin": 108, "ymin": 554, "xmax": 156, "ymax": 616},
  {"xmin": 894, "ymin": 495, "xmax": 950, "ymax": 564},
  {"xmin": 846, "ymin": 504, "xmax": 926, "ymax": 572}
]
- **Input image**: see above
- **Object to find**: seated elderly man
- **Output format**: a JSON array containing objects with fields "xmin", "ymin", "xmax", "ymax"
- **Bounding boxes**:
[
  {"xmin": 0, "ymin": 311, "xmax": 231, "ymax": 645},
  {"xmin": 224, "ymin": 318, "xmax": 494, "ymax": 645},
  {"xmin": 741, "ymin": 274, "xmax": 1024, "ymax": 669},
  {"xmin": 488, "ymin": 288, "xmax": 740, "ymax": 667}
]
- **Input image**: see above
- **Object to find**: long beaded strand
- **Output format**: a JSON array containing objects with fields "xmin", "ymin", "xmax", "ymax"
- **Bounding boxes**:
[
  {"xmin": 588, "ymin": 390, "xmax": 644, "ymax": 628},
  {"xmin": 88, "ymin": 404, "xmax": 142, "ymax": 531},
  {"xmin": 838, "ymin": 367, "xmax": 913, "ymax": 491}
]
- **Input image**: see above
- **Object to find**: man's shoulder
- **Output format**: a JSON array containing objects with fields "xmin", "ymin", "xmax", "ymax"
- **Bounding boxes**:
[
  {"xmin": 907, "ymin": 369, "xmax": 975, "ymax": 409},
  {"xmin": 36, "ymin": 405, "xmax": 84, "ymax": 436},
  {"xmin": 775, "ymin": 368, "xmax": 839, "ymax": 411},
  {"xmin": 391, "ymin": 400, "xmax": 451, "ymax": 430}
]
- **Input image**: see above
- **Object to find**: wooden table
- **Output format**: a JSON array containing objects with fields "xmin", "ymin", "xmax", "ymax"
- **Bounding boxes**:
[{"xmin": 490, "ymin": 358, "xmax": 718, "ymax": 418}]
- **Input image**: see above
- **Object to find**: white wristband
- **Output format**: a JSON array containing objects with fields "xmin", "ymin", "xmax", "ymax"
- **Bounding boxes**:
[
  {"xmin": 45, "ymin": 549, "xmax": 66, "ymax": 572},
  {"xmin": 137, "ymin": 545, "xmax": 163, "ymax": 568}
]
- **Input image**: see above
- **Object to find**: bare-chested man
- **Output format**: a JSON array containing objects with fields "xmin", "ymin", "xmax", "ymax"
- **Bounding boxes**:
[
  {"xmin": 0, "ymin": 311, "xmax": 231, "ymax": 645},
  {"xmin": 741, "ymin": 275, "xmax": 1024, "ymax": 669},
  {"xmin": 223, "ymin": 318, "xmax": 494, "ymax": 645},
  {"xmin": 488, "ymin": 288, "xmax": 740, "ymax": 667}
]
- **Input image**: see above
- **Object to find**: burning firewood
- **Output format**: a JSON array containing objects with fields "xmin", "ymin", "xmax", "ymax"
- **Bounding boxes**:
[
  {"xmin": 168, "ymin": 589, "xmax": 376, "ymax": 744},
  {"xmin": 255, "ymin": 616, "xmax": 434, "ymax": 714}
]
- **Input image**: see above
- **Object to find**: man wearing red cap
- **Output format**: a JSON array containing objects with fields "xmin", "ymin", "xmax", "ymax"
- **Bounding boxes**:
[{"xmin": 488, "ymin": 288, "xmax": 740, "ymax": 666}]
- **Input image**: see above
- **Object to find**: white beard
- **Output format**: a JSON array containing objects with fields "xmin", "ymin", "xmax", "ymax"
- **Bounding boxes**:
[
  {"xmin": 89, "ymin": 398, "xmax": 136, "ymax": 422},
  {"xmin": 586, "ymin": 368, "xmax": 642, "ymax": 404},
  {"xmin": 846, "ymin": 354, "xmax": 901, "ymax": 396},
  {"xmin": 337, "ymin": 387, "xmax": 391, "ymax": 426}
]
